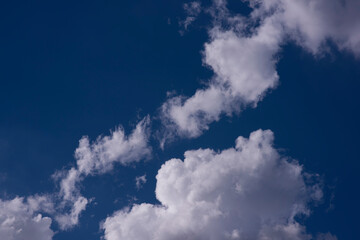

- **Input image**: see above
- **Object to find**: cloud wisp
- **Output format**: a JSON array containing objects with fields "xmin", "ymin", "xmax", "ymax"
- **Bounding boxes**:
[{"xmin": 180, "ymin": 1, "xmax": 202, "ymax": 31}]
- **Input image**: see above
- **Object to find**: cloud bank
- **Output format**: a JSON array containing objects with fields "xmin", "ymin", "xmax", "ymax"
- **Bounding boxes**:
[{"xmin": 103, "ymin": 129, "xmax": 323, "ymax": 240}]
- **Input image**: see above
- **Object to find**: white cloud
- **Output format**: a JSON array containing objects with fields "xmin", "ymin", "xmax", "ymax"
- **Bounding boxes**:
[
  {"xmin": 0, "ymin": 197, "xmax": 54, "ymax": 240},
  {"xmin": 103, "ymin": 129, "xmax": 328, "ymax": 240},
  {"xmin": 54, "ymin": 116, "xmax": 152, "ymax": 229},
  {"xmin": 0, "ymin": 117, "xmax": 152, "ymax": 233},
  {"xmin": 161, "ymin": 85, "xmax": 237, "ymax": 139},
  {"xmin": 160, "ymin": 0, "xmax": 360, "ymax": 143},
  {"xmin": 27, "ymin": 195, "xmax": 55, "ymax": 215},
  {"xmin": 161, "ymin": 13, "xmax": 282, "ymax": 141},
  {"xmin": 54, "ymin": 196, "xmax": 88, "ymax": 230},
  {"xmin": 251, "ymin": 0, "xmax": 360, "ymax": 56},
  {"xmin": 75, "ymin": 116, "xmax": 152, "ymax": 176}
]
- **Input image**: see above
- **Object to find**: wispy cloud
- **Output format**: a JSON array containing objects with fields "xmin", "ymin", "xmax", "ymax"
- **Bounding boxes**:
[
  {"xmin": 135, "ymin": 174, "xmax": 147, "ymax": 190},
  {"xmin": 180, "ymin": 1, "xmax": 202, "ymax": 31}
]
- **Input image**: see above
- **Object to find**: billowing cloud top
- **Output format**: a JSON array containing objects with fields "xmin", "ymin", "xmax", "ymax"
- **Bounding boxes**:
[{"xmin": 103, "ymin": 130, "xmax": 323, "ymax": 240}]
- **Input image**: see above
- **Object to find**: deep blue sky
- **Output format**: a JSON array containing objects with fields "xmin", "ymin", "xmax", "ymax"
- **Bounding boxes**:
[{"xmin": 0, "ymin": 1, "xmax": 359, "ymax": 239}]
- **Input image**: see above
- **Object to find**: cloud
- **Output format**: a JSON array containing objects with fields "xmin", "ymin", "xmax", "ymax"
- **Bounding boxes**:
[
  {"xmin": 4, "ymin": 0, "xmax": 352, "ymax": 235},
  {"xmin": 135, "ymin": 174, "xmax": 147, "ymax": 190},
  {"xmin": 0, "ymin": 197, "xmax": 54, "ymax": 240},
  {"xmin": 161, "ymin": 11, "xmax": 282, "ymax": 142},
  {"xmin": 75, "ymin": 116, "xmax": 152, "ymax": 176},
  {"xmin": 181, "ymin": 1, "xmax": 202, "ymax": 30},
  {"xmin": 102, "ymin": 129, "xmax": 328, "ymax": 240},
  {"xmin": 54, "ymin": 196, "xmax": 88, "ymax": 230},
  {"xmin": 0, "ymin": 117, "xmax": 152, "ymax": 233},
  {"xmin": 160, "ymin": 0, "xmax": 360, "ymax": 143},
  {"xmin": 53, "ymin": 116, "xmax": 152, "ymax": 229},
  {"xmin": 251, "ymin": 0, "xmax": 360, "ymax": 56}
]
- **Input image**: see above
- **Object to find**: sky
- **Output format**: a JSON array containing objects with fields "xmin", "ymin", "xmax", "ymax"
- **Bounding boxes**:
[{"xmin": 0, "ymin": 0, "xmax": 360, "ymax": 239}]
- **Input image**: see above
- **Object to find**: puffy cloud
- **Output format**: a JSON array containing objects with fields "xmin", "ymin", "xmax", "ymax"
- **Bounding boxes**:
[
  {"xmin": 204, "ymin": 16, "xmax": 282, "ymax": 103},
  {"xmin": 54, "ymin": 116, "xmax": 152, "ymax": 229},
  {"xmin": 160, "ymin": 0, "xmax": 360, "ymax": 143},
  {"xmin": 161, "ymin": 85, "xmax": 237, "ymax": 139},
  {"xmin": 251, "ymin": 0, "xmax": 360, "ymax": 56},
  {"xmin": 0, "ymin": 118, "xmax": 152, "ymax": 232},
  {"xmin": 102, "ymin": 129, "xmax": 326, "ymax": 240},
  {"xmin": 160, "ymin": 3, "xmax": 283, "ymax": 142},
  {"xmin": 75, "ymin": 115, "xmax": 152, "ymax": 176},
  {"xmin": 0, "ymin": 197, "xmax": 54, "ymax": 240}
]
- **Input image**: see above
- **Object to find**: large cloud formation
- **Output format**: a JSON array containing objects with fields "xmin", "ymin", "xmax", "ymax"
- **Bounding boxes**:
[
  {"xmin": 160, "ymin": 0, "xmax": 360, "ymax": 143},
  {"xmin": 0, "ymin": 197, "xmax": 54, "ymax": 240},
  {"xmin": 102, "ymin": 129, "xmax": 324, "ymax": 240}
]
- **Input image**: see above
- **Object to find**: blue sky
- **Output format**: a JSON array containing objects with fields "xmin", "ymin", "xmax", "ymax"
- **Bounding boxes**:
[{"xmin": 0, "ymin": 0, "xmax": 359, "ymax": 240}]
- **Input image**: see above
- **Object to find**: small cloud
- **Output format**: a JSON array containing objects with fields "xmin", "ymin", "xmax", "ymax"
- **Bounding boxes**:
[
  {"xmin": 180, "ymin": 1, "xmax": 202, "ymax": 31},
  {"xmin": 135, "ymin": 174, "xmax": 147, "ymax": 190}
]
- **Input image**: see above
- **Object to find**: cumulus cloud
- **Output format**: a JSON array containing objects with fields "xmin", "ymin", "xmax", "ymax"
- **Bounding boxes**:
[
  {"xmin": 102, "ymin": 129, "xmax": 326, "ymax": 240},
  {"xmin": 160, "ymin": 0, "xmax": 360, "ymax": 143},
  {"xmin": 251, "ymin": 0, "xmax": 360, "ymax": 56},
  {"xmin": 54, "ymin": 116, "xmax": 152, "ymax": 229},
  {"xmin": 0, "ymin": 197, "xmax": 54, "ymax": 240},
  {"xmin": 160, "ymin": 2, "xmax": 283, "ymax": 142},
  {"xmin": 75, "ymin": 116, "xmax": 152, "ymax": 176},
  {"xmin": 181, "ymin": 1, "xmax": 202, "ymax": 30}
]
